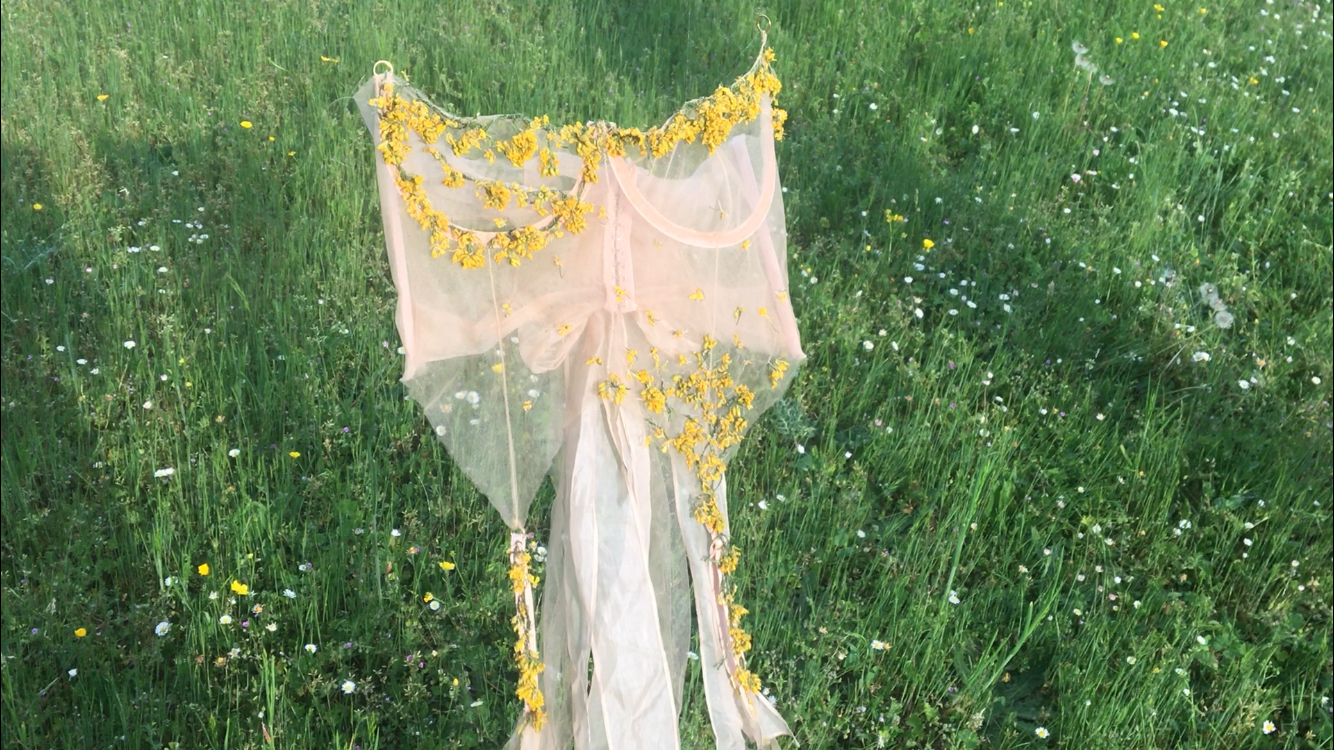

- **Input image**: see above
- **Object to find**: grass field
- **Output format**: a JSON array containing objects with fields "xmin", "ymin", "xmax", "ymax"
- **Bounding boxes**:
[{"xmin": 2, "ymin": 0, "xmax": 1332, "ymax": 748}]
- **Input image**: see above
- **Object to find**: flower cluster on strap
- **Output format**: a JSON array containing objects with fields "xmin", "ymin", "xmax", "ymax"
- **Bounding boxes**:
[
  {"xmin": 508, "ymin": 533, "xmax": 546, "ymax": 732},
  {"xmin": 600, "ymin": 334, "xmax": 789, "ymax": 697},
  {"xmin": 368, "ymin": 48, "xmax": 785, "ymax": 270}
]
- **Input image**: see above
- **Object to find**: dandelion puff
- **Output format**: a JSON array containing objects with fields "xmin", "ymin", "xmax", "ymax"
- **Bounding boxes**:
[
  {"xmin": 1197, "ymin": 283, "xmax": 1218, "ymax": 303},
  {"xmin": 1214, "ymin": 310, "xmax": 1234, "ymax": 329},
  {"xmin": 1099, "ymin": 74, "xmax": 1115, "ymax": 86},
  {"xmin": 1071, "ymin": 41, "xmax": 1089, "ymax": 55},
  {"xmin": 1209, "ymin": 297, "xmax": 1228, "ymax": 312}
]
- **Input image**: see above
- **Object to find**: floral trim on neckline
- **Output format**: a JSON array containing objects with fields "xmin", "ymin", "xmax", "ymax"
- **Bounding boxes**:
[{"xmin": 368, "ymin": 47, "xmax": 785, "ymax": 270}]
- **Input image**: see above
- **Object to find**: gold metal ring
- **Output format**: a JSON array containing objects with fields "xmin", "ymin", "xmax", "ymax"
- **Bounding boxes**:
[
  {"xmin": 756, "ymin": 13, "xmax": 771, "ymax": 33},
  {"xmin": 373, "ymin": 60, "xmax": 394, "ymax": 77}
]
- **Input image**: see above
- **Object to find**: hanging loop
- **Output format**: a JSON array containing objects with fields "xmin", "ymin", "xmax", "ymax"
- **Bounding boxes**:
[
  {"xmin": 373, "ymin": 60, "xmax": 394, "ymax": 78},
  {"xmin": 755, "ymin": 13, "xmax": 771, "ymax": 33}
]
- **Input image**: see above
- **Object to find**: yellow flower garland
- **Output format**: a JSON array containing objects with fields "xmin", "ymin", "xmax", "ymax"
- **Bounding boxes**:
[
  {"xmin": 604, "ymin": 333, "xmax": 790, "ymax": 698},
  {"xmin": 369, "ymin": 48, "xmax": 785, "ymax": 269},
  {"xmin": 508, "ymin": 542, "xmax": 546, "ymax": 732}
]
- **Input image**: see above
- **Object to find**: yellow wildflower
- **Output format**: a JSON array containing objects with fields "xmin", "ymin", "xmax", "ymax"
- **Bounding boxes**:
[
  {"xmin": 32, "ymin": 203, "xmax": 43, "ymax": 211},
  {"xmin": 197, "ymin": 563, "xmax": 210, "ymax": 576},
  {"xmin": 320, "ymin": 55, "xmax": 339, "ymax": 63},
  {"xmin": 446, "ymin": 128, "xmax": 486, "ymax": 157},
  {"xmin": 598, "ymin": 375, "xmax": 628, "ymax": 405},
  {"xmin": 96, "ymin": 94, "xmax": 108, "ymax": 102},
  {"xmin": 641, "ymin": 385, "xmax": 666, "ymax": 414},
  {"xmin": 497, "ymin": 127, "xmax": 539, "ymax": 167},
  {"xmin": 240, "ymin": 120, "xmax": 253, "ymax": 129},
  {"xmin": 439, "ymin": 560, "xmax": 456, "ymax": 571},
  {"xmin": 922, "ymin": 238, "xmax": 935, "ymax": 249},
  {"xmin": 230, "ymin": 580, "xmax": 250, "ymax": 596},
  {"xmin": 1159, "ymin": 39, "xmax": 1168, "ymax": 48},
  {"xmin": 75, "ymin": 628, "xmax": 87, "ymax": 638},
  {"xmin": 477, "ymin": 181, "xmax": 512, "ymax": 211},
  {"xmin": 718, "ymin": 546, "xmax": 741, "ymax": 574},
  {"xmin": 539, "ymin": 148, "xmax": 560, "ymax": 177},
  {"xmin": 289, "ymin": 451, "xmax": 301, "ymax": 458},
  {"xmin": 734, "ymin": 668, "xmax": 761, "ymax": 693}
]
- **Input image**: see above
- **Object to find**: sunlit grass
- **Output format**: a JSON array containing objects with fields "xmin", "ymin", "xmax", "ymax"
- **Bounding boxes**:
[{"xmin": 2, "ymin": 0, "xmax": 1330, "ymax": 748}]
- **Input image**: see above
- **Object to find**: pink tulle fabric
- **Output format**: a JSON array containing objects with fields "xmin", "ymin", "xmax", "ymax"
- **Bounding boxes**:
[{"xmin": 355, "ymin": 47, "xmax": 804, "ymax": 749}]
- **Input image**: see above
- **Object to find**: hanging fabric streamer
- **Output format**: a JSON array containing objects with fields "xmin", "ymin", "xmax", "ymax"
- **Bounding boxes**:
[{"xmin": 355, "ymin": 21, "xmax": 803, "ymax": 748}]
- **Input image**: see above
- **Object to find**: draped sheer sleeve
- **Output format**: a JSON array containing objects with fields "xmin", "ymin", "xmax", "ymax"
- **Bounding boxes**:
[{"xmin": 354, "ymin": 77, "xmax": 599, "ymax": 528}]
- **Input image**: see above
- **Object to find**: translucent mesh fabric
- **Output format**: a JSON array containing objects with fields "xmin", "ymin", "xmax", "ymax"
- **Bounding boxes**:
[{"xmin": 355, "ymin": 47, "xmax": 803, "ymax": 749}]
